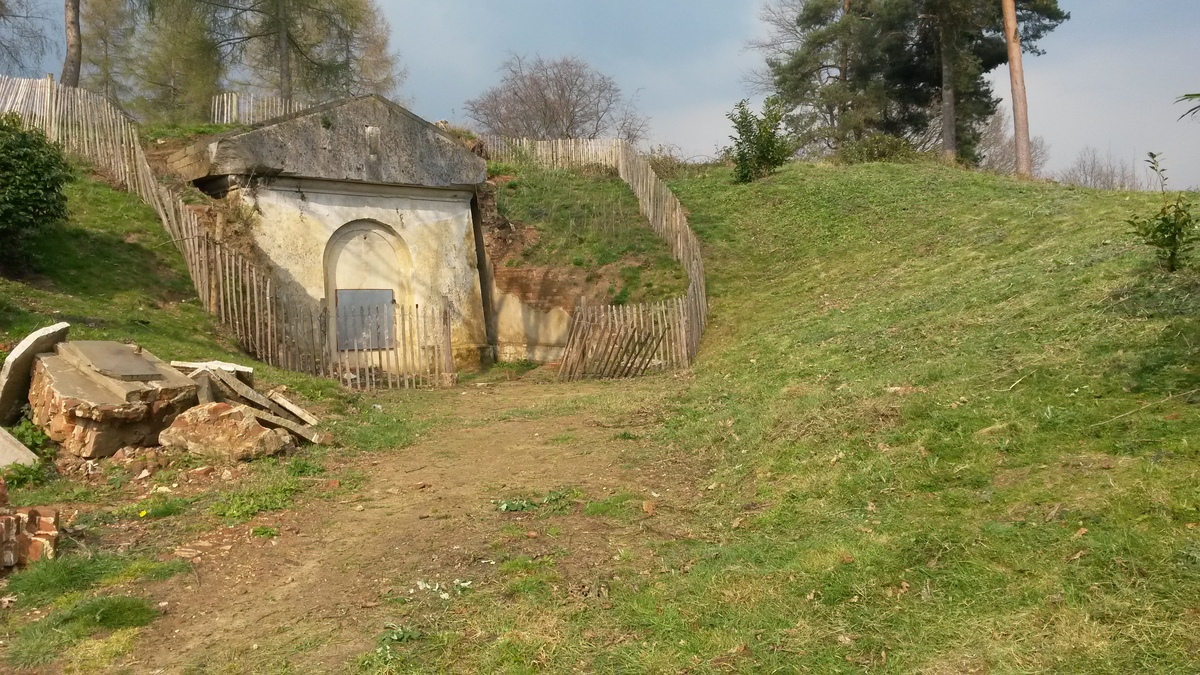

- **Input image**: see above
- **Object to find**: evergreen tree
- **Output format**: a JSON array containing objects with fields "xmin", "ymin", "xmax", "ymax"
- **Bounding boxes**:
[
  {"xmin": 81, "ymin": 0, "xmax": 137, "ymax": 102},
  {"xmin": 757, "ymin": 0, "xmax": 1067, "ymax": 163},
  {"xmin": 128, "ymin": 0, "xmax": 223, "ymax": 123}
]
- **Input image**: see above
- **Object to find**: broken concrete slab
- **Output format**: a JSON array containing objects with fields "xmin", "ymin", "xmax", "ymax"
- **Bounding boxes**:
[
  {"xmin": 0, "ymin": 322, "xmax": 70, "ymax": 425},
  {"xmin": 243, "ymin": 406, "xmax": 332, "ymax": 446},
  {"xmin": 28, "ymin": 344, "xmax": 198, "ymax": 458},
  {"xmin": 59, "ymin": 341, "xmax": 163, "ymax": 382},
  {"xmin": 268, "ymin": 390, "xmax": 319, "ymax": 426},
  {"xmin": 59, "ymin": 343, "xmax": 194, "ymax": 403},
  {"xmin": 171, "ymin": 361, "xmax": 254, "ymax": 388},
  {"xmin": 159, "ymin": 402, "xmax": 295, "ymax": 462},
  {"xmin": 0, "ymin": 427, "xmax": 39, "ymax": 469},
  {"xmin": 206, "ymin": 368, "xmax": 295, "ymax": 421}
]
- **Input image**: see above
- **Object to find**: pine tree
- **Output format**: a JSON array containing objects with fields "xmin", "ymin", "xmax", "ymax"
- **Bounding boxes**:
[
  {"xmin": 128, "ymin": 0, "xmax": 223, "ymax": 123},
  {"xmin": 81, "ymin": 0, "xmax": 137, "ymax": 102},
  {"xmin": 757, "ymin": 0, "xmax": 1067, "ymax": 163}
]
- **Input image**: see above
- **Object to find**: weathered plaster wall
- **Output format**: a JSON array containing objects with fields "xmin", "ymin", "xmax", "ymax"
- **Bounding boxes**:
[
  {"xmin": 237, "ymin": 177, "xmax": 488, "ymax": 364},
  {"xmin": 492, "ymin": 285, "xmax": 570, "ymax": 363}
]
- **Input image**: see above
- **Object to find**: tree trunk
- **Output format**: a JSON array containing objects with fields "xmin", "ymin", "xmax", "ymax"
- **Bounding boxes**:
[
  {"xmin": 277, "ymin": 0, "xmax": 291, "ymax": 99},
  {"xmin": 939, "ymin": 28, "xmax": 957, "ymax": 162},
  {"xmin": 1002, "ymin": 0, "xmax": 1033, "ymax": 178},
  {"xmin": 60, "ymin": 0, "xmax": 81, "ymax": 87}
]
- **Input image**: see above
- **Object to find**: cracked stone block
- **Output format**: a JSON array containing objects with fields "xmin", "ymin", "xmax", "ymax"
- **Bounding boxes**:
[{"xmin": 27, "ymin": 343, "xmax": 198, "ymax": 458}]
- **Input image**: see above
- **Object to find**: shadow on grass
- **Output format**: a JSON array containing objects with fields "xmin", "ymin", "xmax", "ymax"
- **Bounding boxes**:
[
  {"xmin": 23, "ymin": 221, "xmax": 192, "ymax": 301},
  {"xmin": 1107, "ymin": 267, "xmax": 1200, "ymax": 394}
]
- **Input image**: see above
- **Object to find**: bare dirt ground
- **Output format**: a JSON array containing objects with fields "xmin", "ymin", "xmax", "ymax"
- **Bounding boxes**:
[{"xmin": 127, "ymin": 379, "xmax": 704, "ymax": 673}]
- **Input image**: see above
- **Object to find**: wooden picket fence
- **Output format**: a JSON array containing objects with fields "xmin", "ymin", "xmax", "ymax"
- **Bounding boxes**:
[
  {"xmin": 0, "ymin": 75, "xmax": 453, "ymax": 390},
  {"xmin": 210, "ymin": 93, "xmax": 310, "ymax": 125},
  {"xmin": 482, "ymin": 137, "xmax": 708, "ymax": 380}
]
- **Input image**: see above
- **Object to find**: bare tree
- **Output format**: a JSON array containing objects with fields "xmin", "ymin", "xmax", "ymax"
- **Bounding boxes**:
[
  {"xmin": 1058, "ymin": 147, "xmax": 1147, "ymax": 191},
  {"xmin": 0, "ymin": 0, "xmax": 52, "ymax": 76},
  {"xmin": 978, "ymin": 107, "xmax": 1048, "ymax": 175},
  {"xmin": 465, "ymin": 54, "xmax": 649, "ymax": 145}
]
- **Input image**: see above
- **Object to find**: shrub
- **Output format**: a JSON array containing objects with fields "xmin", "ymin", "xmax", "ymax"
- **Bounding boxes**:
[
  {"xmin": 836, "ymin": 134, "xmax": 920, "ymax": 165},
  {"xmin": 727, "ymin": 97, "xmax": 794, "ymax": 183},
  {"xmin": 1128, "ymin": 153, "xmax": 1197, "ymax": 273},
  {"xmin": 0, "ymin": 113, "xmax": 73, "ymax": 274}
]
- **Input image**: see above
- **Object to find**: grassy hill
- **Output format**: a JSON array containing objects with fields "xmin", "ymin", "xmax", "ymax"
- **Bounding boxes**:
[
  {"xmin": 367, "ymin": 161, "xmax": 1200, "ymax": 673},
  {"xmin": 489, "ymin": 162, "xmax": 688, "ymax": 305},
  {"xmin": 5, "ymin": 159, "xmax": 1200, "ymax": 672},
  {"xmin": 618, "ymin": 162, "xmax": 1200, "ymax": 672}
]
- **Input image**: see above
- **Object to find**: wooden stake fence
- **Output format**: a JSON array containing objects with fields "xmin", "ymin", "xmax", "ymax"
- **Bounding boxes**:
[
  {"xmin": 1, "ymin": 76, "xmax": 453, "ymax": 391},
  {"xmin": 210, "ymin": 93, "xmax": 311, "ymax": 125},
  {"xmin": 483, "ymin": 136, "xmax": 708, "ymax": 380}
]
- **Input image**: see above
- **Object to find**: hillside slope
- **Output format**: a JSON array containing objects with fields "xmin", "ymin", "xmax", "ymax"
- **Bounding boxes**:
[{"xmin": 624, "ymin": 162, "xmax": 1200, "ymax": 672}]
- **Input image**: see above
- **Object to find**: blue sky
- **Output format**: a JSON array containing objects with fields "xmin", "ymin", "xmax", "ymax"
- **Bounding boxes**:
[{"xmin": 383, "ymin": 0, "xmax": 1200, "ymax": 187}]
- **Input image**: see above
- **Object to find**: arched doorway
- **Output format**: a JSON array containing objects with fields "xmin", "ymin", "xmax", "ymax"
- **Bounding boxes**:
[{"xmin": 324, "ymin": 220, "xmax": 413, "ymax": 353}]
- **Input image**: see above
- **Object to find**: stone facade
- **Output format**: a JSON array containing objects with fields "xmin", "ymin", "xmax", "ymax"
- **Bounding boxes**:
[{"xmin": 169, "ymin": 95, "xmax": 493, "ymax": 367}]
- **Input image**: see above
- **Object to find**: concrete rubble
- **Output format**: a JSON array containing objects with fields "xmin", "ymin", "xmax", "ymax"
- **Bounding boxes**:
[
  {"xmin": 0, "ymin": 322, "xmax": 70, "ymax": 425},
  {"xmin": 0, "ymin": 322, "xmax": 328, "ymax": 475},
  {"xmin": 159, "ymin": 402, "xmax": 295, "ymax": 462},
  {"xmin": 28, "ymin": 341, "xmax": 198, "ymax": 458}
]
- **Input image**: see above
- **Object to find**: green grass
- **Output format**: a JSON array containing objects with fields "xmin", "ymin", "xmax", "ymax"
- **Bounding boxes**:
[
  {"xmin": 139, "ymin": 122, "xmax": 243, "ymax": 143},
  {"xmin": 6, "ymin": 554, "xmax": 187, "ymax": 608},
  {"xmin": 351, "ymin": 162, "xmax": 1200, "ymax": 672},
  {"xmin": 209, "ymin": 471, "xmax": 303, "ymax": 522},
  {"xmin": 0, "ymin": 172, "xmax": 239, "ymax": 363},
  {"xmin": 495, "ymin": 163, "xmax": 687, "ymax": 303},
  {"xmin": 6, "ymin": 595, "xmax": 158, "ymax": 668},
  {"xmin": 115, "ymin": 495, "xmax": 192, "ymax": 520}
]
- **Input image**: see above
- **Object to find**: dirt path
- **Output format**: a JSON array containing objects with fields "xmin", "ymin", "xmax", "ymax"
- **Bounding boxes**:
[{"xmin": 129, "ymin": 380, "xmax": 700, "ymax": 673}]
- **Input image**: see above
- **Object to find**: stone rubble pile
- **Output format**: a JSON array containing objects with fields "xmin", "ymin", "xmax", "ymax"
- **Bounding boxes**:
[{"xmin": 0, "ymin": 323, "xmax": 328, "ymax": 472}]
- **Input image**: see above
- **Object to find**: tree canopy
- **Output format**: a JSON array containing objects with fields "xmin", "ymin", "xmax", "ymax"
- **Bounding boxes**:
[
  {"xmin": 465, "ymin": 55, "xmax": 648, "ymax": 145},
  {"xmin": 754, "ymin": 0, "xmax": 1068, "ymax": 163}
]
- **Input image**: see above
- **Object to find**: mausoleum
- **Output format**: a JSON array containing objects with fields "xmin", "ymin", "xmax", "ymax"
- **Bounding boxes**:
[{"xmin": 168, "ymin": 95, "xmax": 492, "ymax": 366}]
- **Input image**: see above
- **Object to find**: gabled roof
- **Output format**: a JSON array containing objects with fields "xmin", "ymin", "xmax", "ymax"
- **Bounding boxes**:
[{"xmin": 168, "ymin": 95, "xmax": 485, "ymax": 188}]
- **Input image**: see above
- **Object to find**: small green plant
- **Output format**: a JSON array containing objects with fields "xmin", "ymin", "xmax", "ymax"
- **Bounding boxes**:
[
  {"xmin": 209, "ymin": 477, "xmax": 302, "ymax": 521},
  {"xmin": 0, "ymin": 113, "xmax": 74, "ymax": 274},
  {"xmin": 116, "ymin": 495, "xmax": 190, "ymax": 519},
  {"xmin": 836, "ymin": 134, "xmax": 920, "ymax": 165},
  {"xmin": 6, "ymin": 412, "xmax": 53, "ymax": 458},
  {"xmin": 1128, "ymin": 153, "xmax": 1197, "ymax": 272},
  {"xmin": 286, "ymin": 457, "xmax": 325, "ymax": 477},
  {"xmin": 251, "ymin": 526, "xmax": 280, "ymax": 538},
  {"xmin": 495, "ymin": 497, "xmax": 536, "ymax": 512},
  {"xmin": 726, "ymin": 96, "xmax": 794, "ymax": 183}
]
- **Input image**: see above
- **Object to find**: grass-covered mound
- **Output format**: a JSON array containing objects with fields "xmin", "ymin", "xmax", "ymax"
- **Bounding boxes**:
[
  {"xmin": 0, "ymin": 172, "xmax": 230, "ymax": 360},
  {"xmin": 628, "ymin": 162, "xmax": 1199, "ymax": 672},
  {"xmin": 490, "ymin": 161, "xmax": 688, "ymax": 305},
  {"xmin": 364, "ymin": 161, "xmax": 1200, "ymax": 673}
]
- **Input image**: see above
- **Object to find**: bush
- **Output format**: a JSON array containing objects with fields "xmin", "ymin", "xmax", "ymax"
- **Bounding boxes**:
[
  {"xmin": 0, "ymin": 113, "xmax": 73, "ymax": 274},
  {"xmin": 727, "ymin": 97, "xmax": 794, "ymax": 183},
  {"xmin": 1128, "ymin": 153, "xmax": 1197, "ymax": 273},
  {"xmin": 836, "ymin": 134, "xmax": 920, "ymax": 165}
]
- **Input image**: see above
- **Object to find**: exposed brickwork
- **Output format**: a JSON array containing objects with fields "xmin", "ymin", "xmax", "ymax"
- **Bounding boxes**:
[
  {"xmin": 0, "ymin": 477, "xmax": 59, "ymax": 568},
  {"xmin": 27, "ymin": 348, "xmax": 198, "ymax": 458}
]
